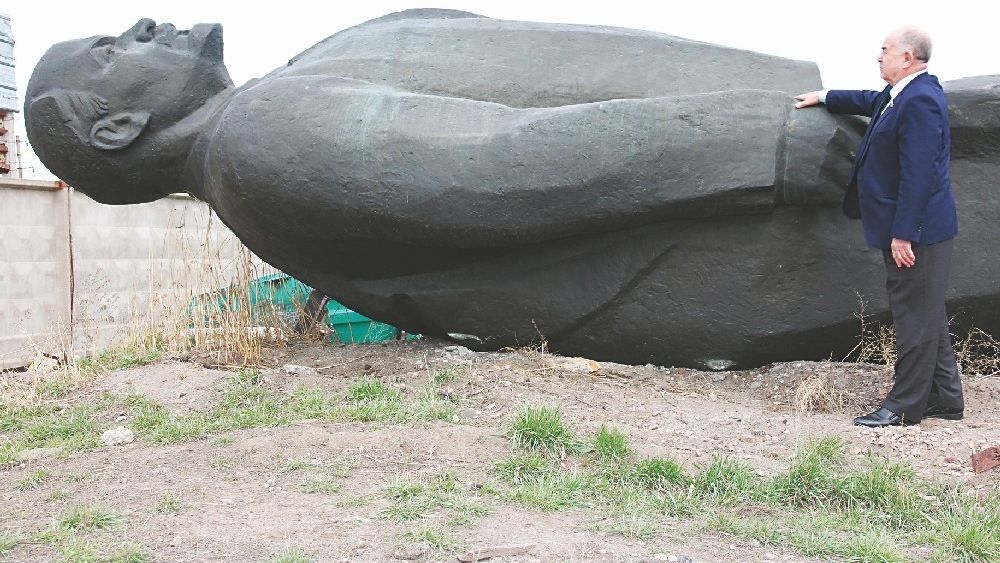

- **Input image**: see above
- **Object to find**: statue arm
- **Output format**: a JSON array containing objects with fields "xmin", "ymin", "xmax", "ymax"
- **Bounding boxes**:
[{"xmin": 210, "ymin": 78, "xmax": 811, "ymax": 249}]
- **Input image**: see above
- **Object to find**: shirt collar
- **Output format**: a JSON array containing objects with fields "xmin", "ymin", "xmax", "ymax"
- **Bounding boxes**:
[{"xmin": 890, "ymin": 69, "xmax": 927, "ymax": 101}]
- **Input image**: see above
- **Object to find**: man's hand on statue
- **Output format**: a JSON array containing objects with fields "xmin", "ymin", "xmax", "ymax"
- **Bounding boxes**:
[
  {"xmin": 891, "ymin": 238, "xmax": 916, "ymax": 268},
  {"xmin": 793, "ymin": 91, "xmax": 821, "ymax": 109}
]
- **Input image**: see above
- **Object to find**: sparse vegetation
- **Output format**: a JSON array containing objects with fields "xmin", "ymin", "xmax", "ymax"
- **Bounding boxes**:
[
  {"xmin": 507, "ymin": 403, "xmax": 583, "ymax": 457},
  {"xmin": 15, "ymin": 467, "xmax": 51, "ymax": 491},
  {"xmin": 299, "ymin": 476, "xmax": 341, "ymax": 494},
  {"xmin": 0, "ymin": 532, "xmax": 23, "ymax": 555},
  {"xmin": 493, "ymin": 405, "xmax": 1000, "ymax": 561},
  {"xmin": 382, "ymin": 470, "xmax": 492, "ymax": 526},
  {"xmin": 4, "ymin": 315, "xmax": 998, "ymax": 562},
  {"xmin": 403, "ymin": 526, "xmax": 463, "ymax": 553},
  {"xmin": 268, "ymin": 546, "xmax": 313, "ymax": 563},
  {"xmin": 56, "ymin": 504, "xmax": 120, "ymax": 532},
  {"xmin": 156, "ymin": 491, "xmax": 182, "ymax": 514},
  {"xmin": 277, "ymin": 458, "xmax": 315, "ymax": 474}
]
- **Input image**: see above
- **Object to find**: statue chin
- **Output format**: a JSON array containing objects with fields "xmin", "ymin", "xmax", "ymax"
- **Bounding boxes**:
[{"xmin": 76, "ymin": 183, "xmax": 170, "ymax": 205}]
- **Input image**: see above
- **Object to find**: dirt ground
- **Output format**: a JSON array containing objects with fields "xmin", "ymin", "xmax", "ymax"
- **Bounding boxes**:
[{"xmin": 2, "ymin": 337, "xmax": 998, "ymax": 562}]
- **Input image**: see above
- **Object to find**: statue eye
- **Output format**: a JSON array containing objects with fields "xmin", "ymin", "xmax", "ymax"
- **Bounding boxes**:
[{"xmin": 90, "ymin": 44, "xmax": 117, "ymax": 65}]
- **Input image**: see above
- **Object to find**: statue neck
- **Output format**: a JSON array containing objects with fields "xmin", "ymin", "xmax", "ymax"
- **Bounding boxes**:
[{"xmin": 155, "ymin": 87, "xmax": 235, "ymax": 205}]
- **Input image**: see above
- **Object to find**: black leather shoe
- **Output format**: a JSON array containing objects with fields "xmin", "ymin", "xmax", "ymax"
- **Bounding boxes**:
[
  {"xmin": 923, "ymin": 404, "xmax": 964, "ymax": 420},
  {"xmin": 853, "ymin": 407, "xmax": 906, "ymax": 427}
]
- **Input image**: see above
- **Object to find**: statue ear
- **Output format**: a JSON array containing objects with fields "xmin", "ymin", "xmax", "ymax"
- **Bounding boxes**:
[{"xmin": 88, "ymin": 111, "xmax": 150, "ymax": 150}]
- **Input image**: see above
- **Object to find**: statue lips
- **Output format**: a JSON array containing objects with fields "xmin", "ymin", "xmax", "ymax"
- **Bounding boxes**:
[
  {"xmin": 149, "ymin": 22, "xmax": 222, "ymax": 58},
  {"xmin": 188, "ymin": 23, "xmax": 223, "ymax": 59}
]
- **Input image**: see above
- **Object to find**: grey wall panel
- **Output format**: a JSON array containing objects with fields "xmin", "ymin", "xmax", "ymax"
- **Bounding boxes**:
[{"xmin": 0, "ymin": 183, "xmax": 71, "ymax": 369}]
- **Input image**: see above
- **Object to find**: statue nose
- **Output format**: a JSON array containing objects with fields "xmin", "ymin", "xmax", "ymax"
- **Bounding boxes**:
[{"xmin": 123, "ymin": 18, "xmax": 157, "ymax": 43}]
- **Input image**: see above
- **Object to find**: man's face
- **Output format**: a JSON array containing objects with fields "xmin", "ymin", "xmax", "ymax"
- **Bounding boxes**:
[
  {"xmin": 33, "ymin": 18, "xmax": 232, "ymax": 130},
  {"xmin": 878, "ymin": 33, "xmax": 908, "ymax": 85}
]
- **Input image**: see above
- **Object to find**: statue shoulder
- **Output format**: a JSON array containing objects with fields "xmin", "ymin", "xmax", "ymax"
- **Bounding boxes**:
[{"xmin": 203, "ymin": 75, "xmax": 393, "ymax": 196}]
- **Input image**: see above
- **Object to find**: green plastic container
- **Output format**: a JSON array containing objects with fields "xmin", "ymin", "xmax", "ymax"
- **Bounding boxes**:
[{"xmin": 189, "ymin": 273, "xmax": 416, "ymax": 343}]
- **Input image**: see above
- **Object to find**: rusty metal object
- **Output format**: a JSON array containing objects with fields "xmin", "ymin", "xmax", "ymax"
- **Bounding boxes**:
[{"xmin": 970, "ymin": 445, "xmax": 1000, "ymax": 474}]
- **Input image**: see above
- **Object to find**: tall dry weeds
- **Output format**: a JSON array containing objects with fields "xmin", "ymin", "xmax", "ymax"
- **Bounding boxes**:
[{"xmin": 2, "ymin": 203, "xmax": 320, "ymax": 405}]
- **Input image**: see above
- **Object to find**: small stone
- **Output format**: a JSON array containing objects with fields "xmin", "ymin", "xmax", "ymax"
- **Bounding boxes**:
[
  {"xmin": 16, "ymin": 447, "xmax": 62, "ymax": 462},
  {"xmin": 392, "ymin": 543, "xmax": 429, "ymax": 560},
  {"xmin": 653, "ymin": 553, "xmax": 669, "ymax": 561},
  {"xmin": 282, "ymin": 364, "xmax": 317, "ymax": 376},
  {"xmin": 28, "ymin": 355, "xmax": 60, "ymax": 374},
  {"xmin": 101, "ymin": 426, "xmax": 134, "ymax": 446}
]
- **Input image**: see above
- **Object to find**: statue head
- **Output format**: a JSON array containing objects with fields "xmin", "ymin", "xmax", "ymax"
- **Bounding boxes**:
[{"xmin": 25, "ymin": 19, "xmax": 233, "ymax": 203}]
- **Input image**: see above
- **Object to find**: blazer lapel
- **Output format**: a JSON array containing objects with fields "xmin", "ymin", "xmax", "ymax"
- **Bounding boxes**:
[{"xmin": 850, "ymin": 85, "xmax": 893, "ymax": 180}]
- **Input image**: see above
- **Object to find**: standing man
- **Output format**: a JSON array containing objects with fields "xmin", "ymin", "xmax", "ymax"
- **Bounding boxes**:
[{"xmin": 794, "ymin": 27, "xmax": 963, "ymax": 426}]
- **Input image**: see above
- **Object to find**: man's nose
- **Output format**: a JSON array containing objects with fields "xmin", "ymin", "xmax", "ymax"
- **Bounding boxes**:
[{"xmin": 118, "ymin": 18, "xmax": 157, "ymax": 45}]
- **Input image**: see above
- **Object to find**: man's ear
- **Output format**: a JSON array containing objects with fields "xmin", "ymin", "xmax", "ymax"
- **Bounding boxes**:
[{"xmin": 88, "ymin": 111, "xmax": 150, "ymax": 150}]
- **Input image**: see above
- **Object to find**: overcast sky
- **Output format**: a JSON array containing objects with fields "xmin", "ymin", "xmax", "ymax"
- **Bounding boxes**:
[{"xmin": 5, "ymin": 0, "xmax": 998, "ymax": 180}]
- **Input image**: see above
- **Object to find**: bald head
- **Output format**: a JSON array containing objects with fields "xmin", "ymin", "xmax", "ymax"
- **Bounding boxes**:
[
  {"xmin": 879, "ymin": 26, "xmax": 932, "ymax": 85},
  {"xmin": 892, "ymin": 26, "xmax": 933, "ymax": 63}
]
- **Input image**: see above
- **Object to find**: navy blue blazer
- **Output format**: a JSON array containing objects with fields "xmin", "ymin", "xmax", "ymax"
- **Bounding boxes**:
[{"xmin": 825, "ymin": 73, "xmax": 958, "ymax": 249}]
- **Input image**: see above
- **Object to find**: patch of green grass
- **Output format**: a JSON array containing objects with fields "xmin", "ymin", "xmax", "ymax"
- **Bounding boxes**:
[
  {"xmin": 126, "ymin": 395, "xmax": 208, "ymax": 444},
  {"xmin": 693, "ymin": 455, "xmax": 761, "ymax": 504},
  {"xmin": 289, "ymin": 387, "xmax": 336, "ymax": 419},
  {"xmin": 711, "ymin": 512, "xmax": 784, "ymax": 546},
  {"xmin": 212, "ymin": 435, "xmax": 234, "ymax": 445},
  {"xmin": 403, "ymin": 526, "xmax": 463, "ymax": 553},
  {"xmin": 211, "ymin": 370, "xmax": 285, "ymax": 430},
  {"xmin": 0, "ymin": 531, "xmax": 23, "ymax": 554},
  {"xmin": 507, "ymin": 471, "xmax": 591, "ymax": 511},
  {"xmin": 56, "ymin": 504, "xmax": 120, "ymax": 531},
  {"xmin": 383, "ymin": 470, "xmax": 491, "ymax": 525},
  {"xmin": 268, "ymin": 546, "xmax": 313, "ymax": 563},
  {"xmin": 334, "ymin": 376, "xmax": 458, "ymax": 424},
  {"xmin": 338, "ymin": 377, "xmax": 404, "ymax": 422},
  {"xmin": 105, "ymin": 543, "xmax": 151, "ymax": 563},
  {"xmin": 277, "ymin": 458, "xmax": 315, "ymax": 474},
  {"xmin": 600, "ymin": 490, "xmax": 663, "ymax": 539},
  {"xmin": 15, "ymin": 467, "xmax": 51, "ymax": 491},
  {"xmin": 34, "ymin": 373, "xmax": 77, "ymax": 398},
  {"xmin": 508, "ymin": 404, "xmax": 582, "ymax": 457},
  {"xmin": 408, "ymin": 382, "xmax": 458, "ymax": 422},
  {"xmin": 7, "ymin": 404, "xmax": 104, "ymax": 455},
  {"xmin": 299, "ymin": 476, "xmax": 341, "ymax": 495},
  {"xmin": 766, "ymin": 438, "xmax": 843, "ymax": 507},
  {"xmin": 47, "ymin": 489, "xmax": 73, "ymax": 502},
  {"xmin": 80, "ymin": 343, "xmax": 162, "ymax": 373},
  {"xmin": 654, "ymin": 487, "xmax": 706, "ymax": 518},
  {"xmin": 345, "ymin": 377, "xmax": 399, "ymax": 402},
  {"xmin": 836, "ymin": 530, "xmax": 906, "ymax": 563},
  {"xmin": 928, "ymin": 499, "xmax": 1000, "ymax": 562},
  {"xmin": 432, "ymin": 368, "xmax": 458, "ymax": 384},
  {"xmin": 494, "ymin": 453, "xmax": 554, "ymax": 484},
  {"xmin": 337, "ymin": 494, "xmax": 375, "ymax": 508},
  {"xmin": 156, "ymin": 491, "xmax": 182, "ymax": 514},
  {"xmin": 326, "ymin": 455, "xmax": 357, "ymax": 478},
  {"xmin": 630, "ymin": 456, "xmax": 688, "ymax": 490},
  {"xmin": 0, "ymin": 403, "xmax": 55, "ymax": 432},
  {"xmin": 56, "ymin": 534, "xmax": 98, "ymax": 563},
  {"xmin": 592, "ymin": 424, "xmax": 629, "ymax": 463}
]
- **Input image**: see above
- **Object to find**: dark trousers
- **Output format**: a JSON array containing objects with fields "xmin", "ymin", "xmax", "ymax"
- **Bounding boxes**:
[{"xmin": 880, "ymin": 238, "xmax": 964, "ymax": 422}]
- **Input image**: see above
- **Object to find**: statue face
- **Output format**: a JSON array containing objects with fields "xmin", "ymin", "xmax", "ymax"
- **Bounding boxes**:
[
  {"xmin": 25, "ymin": 18, "xmax": 233, "ymax": 203},
  {"xmin": 58, "ymin": 18, "xmax": 231, "ymax": 125}
]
